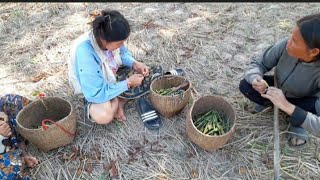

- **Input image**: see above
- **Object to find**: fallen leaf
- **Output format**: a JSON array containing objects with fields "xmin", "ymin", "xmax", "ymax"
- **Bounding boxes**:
[
  {"xmin": 128, "ymin": 157, "xmax": 138, "ymax": 164},
  {"xmin": 143, "ymin": 19, "xmax": 159, "ymax": 29},
  {"xmin": 76, "ymin": 167, "xmax": 82, "ymax": 176},
  {"xmin": 127, "ymin": 149, "xmax": 138, "ymax": 164},
  {"xmin": 191, "ymin": 169, "xmax": 198, "ymax": 178},
  {"xmin": 182, "ymin": 47, "xmax": 194, "ymax": 51},
  {"xmin": 103, "ymin": 162, "xmax": 112, "ymax": 172},
  {"xmin": 93, "ymin": 144, "xmax": 101, "ymax": 161},
  {"xmin": 156, "ymin": 174, "xmax": 169, "ymax": 180},
  {"xmin": 150, "ymin": 147, "xmax": 163, "ymax": 153},
  {"xmin": 181, "ymin": 47, "xmax": 194, "ymax": 59},
  {"xmin": 89, "ymin": 10, "xmax": 100, "ymax": 17},
  {"xmin": 85, "ymin": 164, "xmax": 94, "ymax": 173},
  {"xmin": 110, "ymin": 160, "xmax": 118, "ymax": 178},
  {"xmin": 262, "ymin": 153, "xmax": 273, "ymax": 169},
  {"xmin": 150, "ymin": 141, "xmax": 159, "ymax": 146},
  {"xmin": 87, "ymin": 10, "xmax": 101, "ymax": 25},
  {"xmin": 239, "ymin": 167, "xmax": 247, "ymax": 175},
  {"xmin": 186, "ymin": 152, "xmax": 194, "ymax": 159},
  {"xmin": 30, "ymin": 72, "xmax": 49, "ymax": 82},
  {"xmin": 189, "ymin": 13, "xmax": 199, "ymax": 18},
  {"xmin": 143, "ymin": 136, "xmax": 149, "ymax": 145}
]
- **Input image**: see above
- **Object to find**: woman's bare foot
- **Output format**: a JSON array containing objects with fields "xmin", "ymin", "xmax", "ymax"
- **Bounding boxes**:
[
  {"xmin": 22, "ymin": 155, "xmax": 39, "ymax": 168},
  {"xmin": 114, "ymin": 98, "xmax": 128, "ymax": 121}
]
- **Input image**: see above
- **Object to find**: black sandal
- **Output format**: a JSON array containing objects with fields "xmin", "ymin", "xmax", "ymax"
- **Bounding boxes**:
[
  {"xmin": 136, "ymin": 98, "xmax": 161, "ymax": 130},
  {"xmin": 117, "ymin": 65, "xmax": 163, "ymax": 100}
]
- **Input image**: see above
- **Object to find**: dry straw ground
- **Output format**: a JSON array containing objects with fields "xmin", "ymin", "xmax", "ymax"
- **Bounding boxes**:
[{"xmin": 1, "ymin": 2, "xmax": 320, "ymax": 180}]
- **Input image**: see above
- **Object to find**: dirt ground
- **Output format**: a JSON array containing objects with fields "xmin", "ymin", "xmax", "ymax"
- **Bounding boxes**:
[{"xmin": 1, "ymin": 2, "xmax": 320, "ymax": 180}]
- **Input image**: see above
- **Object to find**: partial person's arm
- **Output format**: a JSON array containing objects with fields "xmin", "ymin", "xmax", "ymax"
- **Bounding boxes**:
[
  {"xmin": 244, "ymin": 38, "xmax": 289, "ymax": 84},
  {"xmin": 261, "ymin": 87, "xmax": 320, "ymax": 136},
  {"xmin": 75, "ymin": 44, "xmax": 129, "ymax": 103},
  {"xmin": 289, "ymin": 106, "xmax": 320, "ymax": 137},
  {"xmin": 279, "ymin": 73, "xmax": 320, "ymax": 137}
]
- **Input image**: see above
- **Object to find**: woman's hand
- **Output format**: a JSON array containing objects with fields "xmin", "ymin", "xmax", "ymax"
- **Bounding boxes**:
[
  {"xmin": 127, "ymin": 74, "xmax": 144, "ymax": 88},
  {"xmin": 133, "ymin": 61, "xmax": 149, "ymax": 77},
  {"xmin": 252, "ymin": 75, "xmax": 268, "ymax": 94},
  {"xmin": 0, "ymin": 121, "xmax": 11, "ymax": 137},
  {"xmin": 261, "ymin": 87, "xmax": 295, "ymax": 115}
]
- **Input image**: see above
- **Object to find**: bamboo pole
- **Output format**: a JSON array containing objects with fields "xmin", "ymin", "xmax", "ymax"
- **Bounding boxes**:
[{"xmin": 273, "ymin": 30, "xmax": 280, "ymax": 180}]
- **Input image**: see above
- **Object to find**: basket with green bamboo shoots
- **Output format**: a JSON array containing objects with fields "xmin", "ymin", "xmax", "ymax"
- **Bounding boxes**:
[
  {"xmin": 186, "ymin": 95, "xmax": 236, "ymax": 151},
  {"xmin": 193, "ymin": 110, "xmax": 230, "ymax": 136},
  {"xmin": 150, "ymin": 75, "xmax": 191, "ymax": 118},
  {"xmin": 155, "ymin": 87, "xmax": 185, "ymax": 96}
]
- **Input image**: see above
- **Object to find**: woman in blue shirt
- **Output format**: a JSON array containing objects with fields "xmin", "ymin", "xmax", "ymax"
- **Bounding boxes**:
[{"xmin": 69, "ymin": 10, "xmax": 149, "ymax": 124}]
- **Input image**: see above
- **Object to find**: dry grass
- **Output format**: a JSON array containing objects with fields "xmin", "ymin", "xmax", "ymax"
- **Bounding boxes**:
[{"xmin": 1, "ymin": 2, "xmax": 320, "ymax": 180}]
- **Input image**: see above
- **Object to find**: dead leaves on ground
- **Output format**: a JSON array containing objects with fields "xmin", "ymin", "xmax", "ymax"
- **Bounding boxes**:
[
  {"xmin": 191, "ymin": 169, "xmax": 198, "ymax": 178},
  {"xmin": 93, "ymin": 144, "xmax": 101, "ymax": 161},
  {"xmin": 61, "ymin": 145, "xmax": 80, "ymax": 163},
  {"xmin": 239, "ymin": 166, "xmax": 247, "ymax": 175},
  {"xmin": 143, "ymin": 19, "xmax": 160, "ymax": 29},
  {"xmin": 84, "ymin": 164, "xmax": 94, "ymax": 173},
  {"xmin": 57, "ymin": 140, "xmax": 167, "ymax": 177},
  {"xmin": 59, "ymin": 145, "xmax": 119, "ymax": 178},
  {"xmin": 87, "ymin": 10, "xmax": 101, "ymax": 25},
  {"xmin": 110, "ymin": 160, "xmax": 119, "ymax": 178},
  {"xmin": 181, "ymin": 46, "xmax": 194, "ymax": 59},
  {"xmin": 101, "ymin": 160, "xmax": 119, "ymax": 178},
  {"xmin": 262, "ymin": 153, "xmax": 273, "ymax": 169},
  {"xmin": 30, "ymin": 71, "xmax": 50, "ymax": 82}
]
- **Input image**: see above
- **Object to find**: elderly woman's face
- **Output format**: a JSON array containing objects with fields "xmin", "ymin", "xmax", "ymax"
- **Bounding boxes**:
[{"xmin": 286, "ymin": 26, "xmax": 319, "ymax": 62}]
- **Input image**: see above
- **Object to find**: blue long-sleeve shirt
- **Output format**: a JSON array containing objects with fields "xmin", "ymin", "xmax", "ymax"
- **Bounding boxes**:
[{"xmin": 75, "ymin": 40, "xmax": 135, "ymax": 103}]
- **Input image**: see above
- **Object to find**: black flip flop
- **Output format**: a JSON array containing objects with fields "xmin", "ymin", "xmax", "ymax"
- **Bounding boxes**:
[
  {"xmin": 136, "ymin": 98, "xmax": 161, "ymax": 130},
  {"xmin": 117, "ymin": 65, "xmax": 163, "ymax": 100}
]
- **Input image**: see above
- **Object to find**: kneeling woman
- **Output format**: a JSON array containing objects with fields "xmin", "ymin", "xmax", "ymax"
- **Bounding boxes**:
[
  {"xmin": 69, "ymin": 10, "xmax": 150, "ymax": 124},
  {"xmin": 239, "ymin": 13, "xmax": 320, "ymax": 146}
]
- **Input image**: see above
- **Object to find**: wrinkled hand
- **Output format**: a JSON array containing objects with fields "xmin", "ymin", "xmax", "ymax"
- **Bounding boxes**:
[
  {"xmin": 252, "ymin": 75, "xmax": 268, "ymax": 94},
  {"xmin": 133, "ymin": 61, "xmax": 149, "ymax": 77},
  {"xmin": 0, "ymin": 121, "xmax": 11, "ymax": 137},
  {"xmin": 127, "ymin": 74, "xmax": 144, "ymax": 88},
  {"xmin": 261, "ymin": 87, "xmax": 295, "ymax": 115}
]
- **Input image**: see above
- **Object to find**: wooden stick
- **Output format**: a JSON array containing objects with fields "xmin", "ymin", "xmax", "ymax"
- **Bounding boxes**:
[{"xmin": 273, "ymin": 30, "xmax": 281, "ymax": 180}]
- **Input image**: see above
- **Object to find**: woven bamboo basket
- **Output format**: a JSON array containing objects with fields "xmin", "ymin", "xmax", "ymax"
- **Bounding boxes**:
[
  {"xmin": 186, "ymin": 95, "xmax": 236, "ymax": 151},
  {"xmin": 16, "ymin": 97, "xmax": 77, "ymax": 152},
  {"xmin": 150, "ymin": 75, "xmax": 191, "ymax": 118}
]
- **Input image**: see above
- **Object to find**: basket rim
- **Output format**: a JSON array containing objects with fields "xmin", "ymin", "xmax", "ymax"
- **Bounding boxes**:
[
  {"xmin": 16, "ymin": 96, "xmax": 74, "ymax": 131},
  {"xmin": 150, "ymin": 75, "xmax": 192, "ymax": 97},
  {"xmin": 188, "ymin": 94, "xmax": 236, "ymax": 138}
]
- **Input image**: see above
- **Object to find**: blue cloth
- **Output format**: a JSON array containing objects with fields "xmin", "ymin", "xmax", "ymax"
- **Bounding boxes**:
[
  {"xmin": 0, "ymin": 149, "xmax": 30, "ymax": 180},
  {"xmin": 75, "ymin": 40, "xmax": 136, "ymax": 103},
  {"xmin": 0, "ymin": 94, "xmax": 30, "ymax": 180}
]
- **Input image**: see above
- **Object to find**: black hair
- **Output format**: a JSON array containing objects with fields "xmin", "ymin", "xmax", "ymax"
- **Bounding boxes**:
[
  {"xmin": 297, "ymin": 13, "xmax": 320, "ymax": 54},
  {"xmin": 92, "ymin": 10, "xmax": 130, "ymax": 42}
]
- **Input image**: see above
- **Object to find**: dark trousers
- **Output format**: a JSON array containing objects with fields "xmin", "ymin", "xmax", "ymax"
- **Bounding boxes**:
[{"xmin": 239, "ymin": 76, "xmax": 318, "ymax": 114}]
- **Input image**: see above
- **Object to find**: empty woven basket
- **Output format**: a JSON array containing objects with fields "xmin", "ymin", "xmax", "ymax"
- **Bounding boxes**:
[{"xmin": 16, "ymin": 97, "xmax": 77, "ymax": 152}]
